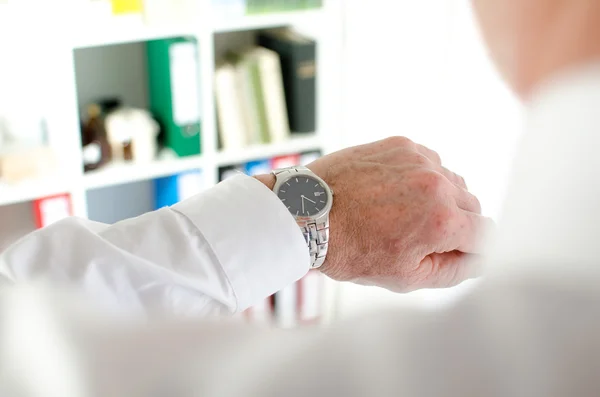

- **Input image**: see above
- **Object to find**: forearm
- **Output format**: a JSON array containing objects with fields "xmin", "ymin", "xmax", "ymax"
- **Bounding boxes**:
[{"xmin": 0, "ymin": 175, "xmax": 309, "ymax": 316}]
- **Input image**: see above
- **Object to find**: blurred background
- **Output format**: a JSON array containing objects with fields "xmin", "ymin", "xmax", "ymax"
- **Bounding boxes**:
[{"xmin": 0, "ymin": 0, "xmax": 522, "ymax": 327}]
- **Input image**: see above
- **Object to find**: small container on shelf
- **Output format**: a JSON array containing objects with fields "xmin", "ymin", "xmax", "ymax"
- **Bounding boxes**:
[
  {"xmin": 105, "ymin": 106, "xmax": 160, "ymax": 163},
  {"xmin": 81, "ymin": 103, "xmax": 112, "ymax": 172}
]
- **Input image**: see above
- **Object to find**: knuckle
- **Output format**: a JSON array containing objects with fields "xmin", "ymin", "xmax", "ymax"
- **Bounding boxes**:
[
  {"xmin": 413, "ymin": 170, "xmax": 447, "ymax": 195},
  {"xmin": 429, "ymin": 205, "xmax": 455, "ymax": 235},
  {"xmin": 384, "ymin": 136, "xmax": 413, "ymax": 149},
  {"xmin": 472, "ymin": 195, "xmax": 482, "ymax": 213},
  {"xmin": 411, "ymin": 153, "xmax": 431, "ymax": 168},
  {"xmin": 422, "ymin": 146, "xmax": 441, "ymax": 164},
  {"xmin": 453, "ymin": 172, "xmax": 466, "ymax": 187}
]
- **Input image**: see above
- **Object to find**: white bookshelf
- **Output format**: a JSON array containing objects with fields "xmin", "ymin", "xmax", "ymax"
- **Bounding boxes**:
[
  {"xmin": 213, "ymin": 8, "xmax": 325, "ymax": 33},
  {"xmin": 83, "ymin": 155, "xmax": 206, "ymax": 190},
  {"xmin": 0, "ymin": 180, "xmax": 75, "ymax": 208},
  {"xmin": 0, "ymin": 0, "xmax": 344, "ymax": 323},
  {"xmin": 216, "ymin": 134, "xmax": 322, "ymax": 166}
]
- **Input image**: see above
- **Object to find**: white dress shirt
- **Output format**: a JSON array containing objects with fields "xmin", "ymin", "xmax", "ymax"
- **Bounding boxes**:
[
  {"xmin": 0, "ymin": 175, "xmax": 310, "ymax": 316},
  {"xmin": 3, "ymin": 64, "xmax": 600, "ymax": 396}
]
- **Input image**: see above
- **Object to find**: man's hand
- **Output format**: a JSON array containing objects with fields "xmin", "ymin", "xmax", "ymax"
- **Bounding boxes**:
[{"xmin": 304, "ymin": 137, "xmax": 492, "ymax": 292}]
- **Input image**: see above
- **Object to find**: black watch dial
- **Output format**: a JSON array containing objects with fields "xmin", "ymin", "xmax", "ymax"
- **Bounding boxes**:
[{"xmin": 277, "ymin": 175, "xmax": 329, "ymax": 217}]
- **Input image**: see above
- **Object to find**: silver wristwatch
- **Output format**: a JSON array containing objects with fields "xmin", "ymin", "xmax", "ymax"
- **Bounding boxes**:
[{"xmin": 272, "ymin": 166, "xmax": 334, "ymax": 269}]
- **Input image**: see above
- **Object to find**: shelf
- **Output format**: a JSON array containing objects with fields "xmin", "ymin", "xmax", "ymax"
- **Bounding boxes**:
[
  {"xmin": 216, "ymin": 135, "xmax": 321, "ymax": 166},
  {"xmin": 83, "ymin": 155, "xmax": 204, "ymax": 190},
  {"xmin": 70, "ymin": 14, "xmax": 197, "ymax": 49},
  {"xmin": 68, "ymin": 7, "xmax": 324, "ymax": 47},
  {"xmin": 213, "ymin": 9, "xmax": 324, "ymax": 33},
  {"xmin": 0, "ymin": 179, "xmax": 73, "ymax": 207}
]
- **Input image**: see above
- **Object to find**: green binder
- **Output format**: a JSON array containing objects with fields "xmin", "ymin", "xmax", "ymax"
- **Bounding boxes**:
[{"xmin": 147, "ymin": 37, "xmax": 202, "ymax": 157}]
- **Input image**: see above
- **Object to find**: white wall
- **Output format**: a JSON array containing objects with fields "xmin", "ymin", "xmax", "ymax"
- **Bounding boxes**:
[{"xmin": 337, "ymin": 0, "xmax": 524, "ymax": 317}]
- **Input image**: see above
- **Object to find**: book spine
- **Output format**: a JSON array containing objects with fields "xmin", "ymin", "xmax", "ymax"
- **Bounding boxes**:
[
  {"xmin": 236, "ymin": 62, "xmax": 262, "ymax": 145},
  {"xmin": 33, "ymin": 194, "xmax": 73, "ymax": 229},
  {"xmin": 259, "ymin": 33, "xmax": 317, "ymax": 134},
  {"xmin": 290, "ymin": 42, "xmax": 317, "ymax": 133},
  {"xmin": 215, "ymin": 64, "xmax": 247, "ymax": 149},
  {"xmin": 258, "ymin": 50, "xmax": 290, "ymax": 143},
  {"xmin": 244, "ymin": 159, "xmax": 272, "ymax": 175},
  {"xmin": 249, "ymin": 59, "xmax": 271, "ymax": 144}
]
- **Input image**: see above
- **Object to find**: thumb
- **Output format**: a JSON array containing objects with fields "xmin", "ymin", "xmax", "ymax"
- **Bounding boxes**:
[{"xmin": 421, "ymin": 251, "xmax": 483, "ymax": 289}]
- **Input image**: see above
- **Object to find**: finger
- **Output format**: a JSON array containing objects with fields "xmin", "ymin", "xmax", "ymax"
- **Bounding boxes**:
[
  {"xmin": 415, "ymin": 145, "xmax": 469, "ymax": 190},
  {"xmin": 452, "ymin": 185, "xmax": 482, "ymax": 214},
  {"xmin": 416, "ymin": 144, "xmax": 442, "ymax": 165},
  {"xmin": 446, "ymin": 212, "xmax": 495, "ymax": 254},
  {"xmin": 437, "ymin": 166, "xmax": 468, "ymax": 190},
  {"xmin": 420, "ymin": 251, "xmax": 482, "ymax": 289}
]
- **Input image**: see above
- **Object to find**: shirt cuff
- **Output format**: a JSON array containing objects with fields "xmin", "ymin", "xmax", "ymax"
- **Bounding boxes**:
[{"xmin": 173, "ymin": 174, "xmax": 310, "ymax": 312}]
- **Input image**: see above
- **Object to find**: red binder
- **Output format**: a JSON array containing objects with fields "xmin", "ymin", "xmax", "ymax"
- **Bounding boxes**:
[
  {"xmin": 33, "ymin": 193, "xmax": 73, "ymax": 229},
  {"xmin": 271, "ymin": 154, "xmax": 301, "ymax": 169}
]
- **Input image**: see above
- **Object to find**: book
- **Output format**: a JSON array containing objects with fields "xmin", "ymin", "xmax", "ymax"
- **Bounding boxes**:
[
  {"xmin": 244, "ymin": 159, "xmax": 272, "ymax": 176},
  {"xmin": 216, "ymin": 47, "xmax": 290, "ymax": 148},
  {"xmin": 154, "ymin": 170, "xmax": 204, "ymax": 209},
  {"xmin": 235, "ymin": 53, "xmax": 270, "ymax": 146},
  {"xmin": 271, "ymin": 153, "xmax": 300, "ymax": 169},
  {"xmin": 243, "ymin": 0, "xmax": 321, "ymax": 14},
  {"xmin": 33, "ymin": 194, "xmax": 72, "ymax": 229},
  {"xmin": 243, "ymin": 47, "xmax": 290, "ymax": 143},
  {"xmin": 299, "ymin": 150, "xmax": 321, "ymax": 165},
  {"xmin": 303, "ymin": 0, "xmax": 323, "ymax": 9},
  {"xmin": 259, "ymin": 29, "xmax": 317, "ymax": 134},
  {"xmin": 147, "ymin": 37, "xmax": 202, "ymax": 157},
  {"xmin": 111, "ymin": 0, "xmax": 142, "ymax": 14},
  {"xmin": 215, "ymin": 61, "xmax": 248, "ymax": 149},
  {"xmin": 219, "ymin": 165, "xmax": 244, "ymax": 181}
]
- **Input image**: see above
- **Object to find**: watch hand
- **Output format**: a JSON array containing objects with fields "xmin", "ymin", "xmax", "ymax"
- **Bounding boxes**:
[
  {"xmin": 301, "ymin": 196, "xmax": 305, "ymax": 213},
  {"xmin": 303, "ymin": 197, "xmax": 316, "ymax": 204}
]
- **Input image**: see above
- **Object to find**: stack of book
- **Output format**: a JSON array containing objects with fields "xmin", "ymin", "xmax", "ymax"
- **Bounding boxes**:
[
  {"xmin": 215, "ymin": 29, "xmax": 317, "ymax": 150},
  {"xmin": 212, "ymin": 0, "xmax": 323, "ymax": 17}
]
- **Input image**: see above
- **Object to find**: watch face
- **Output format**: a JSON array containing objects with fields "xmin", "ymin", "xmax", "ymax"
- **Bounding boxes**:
[{"xmin": 277, "ymin": 175, "xmax": 329, "ymax": 217}]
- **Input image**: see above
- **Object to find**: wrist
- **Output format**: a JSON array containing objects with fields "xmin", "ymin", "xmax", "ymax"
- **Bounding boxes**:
[{"xmin": 254, "ymin": 173, "xmax": 276, "ymax": 190}]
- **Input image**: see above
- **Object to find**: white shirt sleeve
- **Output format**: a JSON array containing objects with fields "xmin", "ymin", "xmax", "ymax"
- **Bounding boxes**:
[{"xmin": 0, "ymin": 174, "xmax": 310, "ymax": 316}]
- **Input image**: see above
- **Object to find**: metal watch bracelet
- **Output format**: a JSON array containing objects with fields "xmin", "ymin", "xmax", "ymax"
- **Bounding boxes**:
[{"xmin": 273, "ymin": 166, "xmax": 330, "ymax": 269}]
